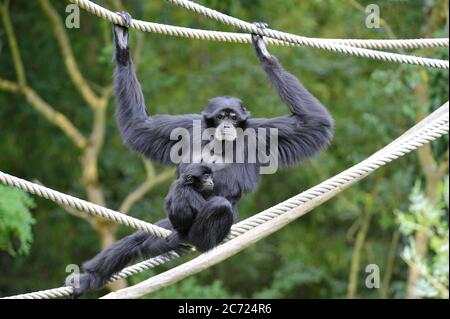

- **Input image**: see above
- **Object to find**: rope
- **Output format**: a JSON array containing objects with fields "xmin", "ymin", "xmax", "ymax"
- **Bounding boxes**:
[
  {"xmin": 101, "ymin": 101, "xmax": 450, "ymax": 298},
  {"xmin": 2, "ymin": 0, "xmax": 448, "ymax": 299},
  {"xmin": 1, "ymin": 287, "xmax": 74, "ymax": 300},
  {"xmin": 4, "ymin": 101, "xmax": 448, "ymax": 299},
  {"xmin": 0, "ymin": 172, "xmax": 171, "ymax": 239},
  {"xmin": 69, "ymin": 0, "xmax": 449, "ymax": 69},
  {"xmin": 167, "ymin": 0, "xmax": 449, "ymax": 50}
]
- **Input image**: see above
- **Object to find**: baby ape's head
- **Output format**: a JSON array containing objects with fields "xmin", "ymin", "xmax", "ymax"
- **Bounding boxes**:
[
  {"xmin": 181, "ymin": 163, "xmax": 214, "ymax": 193},
  {"xmin": 202, "ymin": 96, "xmax": 250, "ymax": 142}
]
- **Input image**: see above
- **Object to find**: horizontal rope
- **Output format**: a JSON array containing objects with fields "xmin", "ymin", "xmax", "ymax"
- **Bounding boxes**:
[
  {"xmin": 69, "ymin": 0, "xmax": 449, "ymax": 69},
  {"xmin": 0, "ymin": 172, "xmax": 171, "ymax": 239},
  {"xmin": 167, "ymin": 0, "xmax": 449, "ymax": 50},
  {"xmin": 4, "ymin": 101, "xmax": 448, "ymax": 299}
]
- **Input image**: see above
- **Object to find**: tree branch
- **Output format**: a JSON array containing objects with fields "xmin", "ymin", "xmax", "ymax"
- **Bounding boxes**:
[
  {"xmin": 346, "ymin": 206, "xmax": 372, "ymax": 298},
  {"xmin": 438, "ymin": 147, "xmax": 449, "ymax": 176},
  {"xmin": 119, "ymin": 160, "xmax": 175, "ymax": 214},
  {"xmin": 406, "ymin": 0, "xmax": 447, "ymax": 293},
  {"xmin": 346, "ymin": 171, "xmax": 383, "ymax": 298},
  {"xmin": 30, "ymin": 178, "xmax": 95, "ymax": 224},
  {"xmin": 380, "ymin": 230, "xmax": 400, "ymax": 298},
  {"xmin": 61, "ymin": 204, "xmax": 94, "ymax": 223},
  {"xmin": 0, "ymin": 2, "xmax": 87, "ymax": 149},
  {"xmin": 23, "ymin": 85, "xmax": 88, "ymax": 148},
  {"xmin": 403, "ymin": 257, "xmax": 449, "ymax": 299},
  {"xmin": 0, "ymin": 77, "xmax": 87, "ymax": 148},
  {"xmin": 39, "ymin": 0, "xmax": 102, "ymax": 109},
  {"xmin": 0, "ymin": 77, "xmax": 19, "ymax": 92},
  {"xmin": 0, "ymin": 0, "xmax": 26, "ymax": 85}
]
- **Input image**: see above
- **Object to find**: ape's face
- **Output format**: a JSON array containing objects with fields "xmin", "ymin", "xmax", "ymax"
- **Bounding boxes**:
[
  {"xmin": 213, "ymin": 108, "xmax": 241, "ymax": 141},
  {"xmin": 202, "ymin": 96, "xmax": 250, "ymax": 142},
  {"xmin": 196, "ymin": 171, "xmax": 214, "ymax": 193},
  {"xmin": 183, "ymin": 164, "xmax": 214, "ymax": 193}
]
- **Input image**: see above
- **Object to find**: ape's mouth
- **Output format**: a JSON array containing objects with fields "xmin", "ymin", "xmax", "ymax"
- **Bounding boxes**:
[
  {"xmin": 204, "ymin": 183, "xmax": 214, "ymax": 191},
  {"xmin": 215, "ymin": 127, "xmax": 237, "ymax": 141}
]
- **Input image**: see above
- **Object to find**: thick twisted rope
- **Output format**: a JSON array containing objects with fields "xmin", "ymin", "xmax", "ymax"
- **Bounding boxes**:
[
  {"xmin": 167, "ymin": 0, "xmax": 449, "ymax": 50},
  {"xmin": 69, "ymin": 0, "xmax": 449, "ymax": 69},
  {"xmin": 4, "ymin": 101, "xmax": 448, "ymax": 299},
  {"xmin": 0, "ymin": 172, "xmax": 171, "ymax": 238},
  {"xmin": 100, "ymin": 101, "xmax": 450, "ymax": 298}
]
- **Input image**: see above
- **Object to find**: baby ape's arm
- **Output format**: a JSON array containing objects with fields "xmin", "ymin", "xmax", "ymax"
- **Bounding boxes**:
[
  {"xmin": 165, "ymin": 180, "xmax": 206, "ymax": 234},
  {"xmin": 187, "ymin": 196, "xmax": 234, "ymax": 252},
  {"xmin": 248, "ymin": 33, "xmax": 334, "ymax": 167},
  {"xmin": 113, "ymin": 13, "xmax": 200, "ymax": 164},
  {"xmin": 165, "ymin": 179, "xmax": 233, "ymax": 252}
]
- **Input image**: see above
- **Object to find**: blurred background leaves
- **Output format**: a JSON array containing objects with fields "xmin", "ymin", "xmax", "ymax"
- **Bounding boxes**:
[{"xmin": 0, "ymin": 0, "xmax": 448, "ymax": 298}]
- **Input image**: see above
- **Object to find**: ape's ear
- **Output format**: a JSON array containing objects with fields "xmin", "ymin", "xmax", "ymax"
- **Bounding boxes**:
[
  {"xmin": 201, "ymin": 108, "xmax": 212, "ymax": 118},
  {"xmin": 184, "ymin": 175, "xmax": 194, "ymax": 184}
]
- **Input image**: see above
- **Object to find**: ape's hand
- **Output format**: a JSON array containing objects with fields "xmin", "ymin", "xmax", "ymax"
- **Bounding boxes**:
[
  {"xmin": 251, "ymin": 22, "xmax": 272, "ymax": 62},
  {"xmin": 113, "ymin": 11, "xmax": 132, "ymax": 60}
]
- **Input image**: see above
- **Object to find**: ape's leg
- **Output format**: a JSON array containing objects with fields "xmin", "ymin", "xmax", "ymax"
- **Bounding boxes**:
[
  {"xmin": 65, "ymin": 218, "xmax": 176, "ymax": 297},
  {"xmin": 187, "ymin": 196, "xmax": 234, "ymax": 252}
]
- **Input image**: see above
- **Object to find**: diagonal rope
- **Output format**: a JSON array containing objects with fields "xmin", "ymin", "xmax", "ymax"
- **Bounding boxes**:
[
  {"xmin": 4, "ymin": 101, "xmax": 448, "ymax": 299},
  {"xmin": 100, "ymin": 101, "xmax": 450, "ymax": 298},
  {"xmin": 0, "ymin": 172, "xmax": 172, "ymax": 238},
  {"xmin": 69, "ymin": 0, "xmax": 449, "ymax": 69},
  {"xmin": 167, "ymin": 0, "xmax": 449, "ymax": 50}
]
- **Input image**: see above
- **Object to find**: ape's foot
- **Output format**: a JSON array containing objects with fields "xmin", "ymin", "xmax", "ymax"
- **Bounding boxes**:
[
  {"xmin": 251, "ymin": 22, "xmax": 271, "ymax": 61},
  {"xmin": 166, "ymin": 231, "xmax": 195, "ymax": 251},
  {"xmin": 65, "ymin": 272, "xmax": 104, "ymax": 298},
  {"xmin": 113, "ymin": 11, "xmax": 132, "ymax": 51}
]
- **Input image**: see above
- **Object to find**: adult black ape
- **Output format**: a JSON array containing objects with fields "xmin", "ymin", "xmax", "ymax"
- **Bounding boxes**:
[
  {"xmin": 164, "ymin": 163, "xmax": 233, "ymax": 252},
  {"xmin": 66, "ymin": 12, "xmax": 333, "ymax": 296}
]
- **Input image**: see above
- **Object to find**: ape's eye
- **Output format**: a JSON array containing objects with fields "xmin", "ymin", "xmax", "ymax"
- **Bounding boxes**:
[
  {"xmin": 231, "ymin": 115, "xmax": 237, "ymax": 121},
  {"xmin": 203, "ymin": 174, "xmax": 211, "ymax": 180},
  {"xmin": 217, "ymin": 114, "xmax": 224, "ymax": 120}
]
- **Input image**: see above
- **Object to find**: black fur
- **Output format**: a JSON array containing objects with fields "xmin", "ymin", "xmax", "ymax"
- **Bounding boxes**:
[
  {"xmin": 165, "ymin": 163, "xmax": 233, "ymax": 252},
  {"xmin": 65, "ymin": 16, "xmax": 334, "ymax": 297}
]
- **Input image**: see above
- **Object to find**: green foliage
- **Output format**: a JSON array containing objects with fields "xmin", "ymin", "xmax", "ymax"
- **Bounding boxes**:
[
  {"xmin": 0, "ymin": 0, "xmax": 448, "ymax": 298},
  {"xmin": 147, "ymin": 277, "xmax": 238, "ymax": 299},
  {"xmin": 396, "ymin": 176, "xmax": 449, "ymax": 298},
  {"xmin": 254, "ymin": 261, "xmax": 328, "ymax": 298},
  {"xmin": 0, "ymin": 185, "xmax": 35, "ymax": 256}
]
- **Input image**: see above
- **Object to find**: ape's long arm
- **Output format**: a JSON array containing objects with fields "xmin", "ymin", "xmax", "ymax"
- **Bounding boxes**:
[
  {"xmin": 113, "ymin": 19, "xmax": 199, "ymax": 165},
  {"xmin": 248, "ymin": 35, "xmax": 334, "ymax": 167}
]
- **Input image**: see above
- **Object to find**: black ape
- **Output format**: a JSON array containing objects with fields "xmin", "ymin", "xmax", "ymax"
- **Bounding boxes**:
[
  {"xmin": 165, "ymin": 163, "xmax": 233, "ymax": 252},
  {"xmin": 66, "ymin": 12, "xmax": 333, "ymax": 296},
  {"xmin": 67, "ymin": 164, "xmax": 232, "ymax": 296}
]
